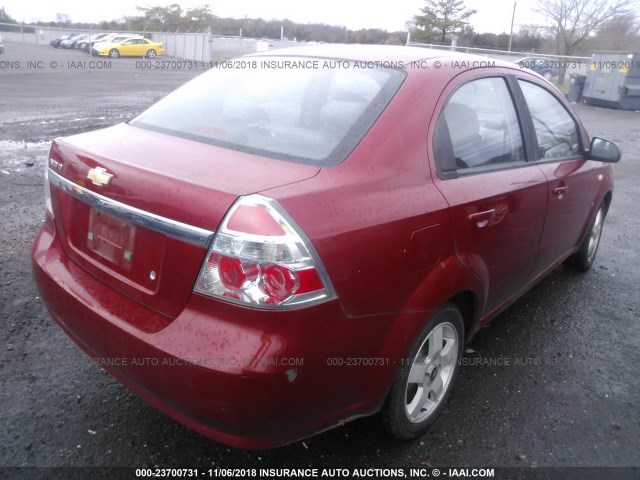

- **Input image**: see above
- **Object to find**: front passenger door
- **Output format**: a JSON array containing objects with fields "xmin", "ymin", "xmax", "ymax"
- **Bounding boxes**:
[{"xmin": 517, "ymin": 79, "xmax": 599, "ymax": 275}]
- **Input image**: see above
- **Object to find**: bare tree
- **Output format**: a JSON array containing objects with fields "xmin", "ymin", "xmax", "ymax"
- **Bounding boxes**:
[
  {"xmin": 589, "ymin": 13, "xmax": 640, "ymax": 51},
  {"xmin": 55, "ymin": 13, "xmax": 72, "ymax": 26},
  {"xmin": 536, "ymin": 0, "xmax": 634, "ymax": 83}
]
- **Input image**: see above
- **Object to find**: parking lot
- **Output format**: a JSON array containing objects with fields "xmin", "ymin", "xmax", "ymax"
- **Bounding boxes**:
[{"xmin": 1, "ymin": 42, "xmax": 639, "ymax": 476}]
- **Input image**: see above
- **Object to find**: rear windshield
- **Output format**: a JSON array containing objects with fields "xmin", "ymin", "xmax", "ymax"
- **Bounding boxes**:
[{"xmin": 131, "ymin": 57, "xmax": 406, "ymax": 166}]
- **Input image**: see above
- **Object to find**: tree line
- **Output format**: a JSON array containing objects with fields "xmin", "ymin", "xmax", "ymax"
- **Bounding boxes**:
[
  {"xmin": 2, "ymin": 1, "xmax": 638, "ymax": 59},
  {"xmin": 411, "ymin": 0, "xmax": 639, "ymax": 83},
  {"xmin": 0, "ymin": 4, "xmax": 544, "ymax": 50},
  {"xmin": 1, "ymin": 5, "xmax": 406, "ymax": 45}
]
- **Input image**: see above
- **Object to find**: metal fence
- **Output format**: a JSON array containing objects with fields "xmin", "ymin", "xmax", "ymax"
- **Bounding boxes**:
[
  {"xmin": 407, "ymin": 40, "xmax": 591, "ymax": 76},
  {"xmin": 0, "ymin": 22, "xmax": 299, "ymax": 61},
  {"xmin": 1, "ymin": 22, "xmax": 592, "ymax": 73}
]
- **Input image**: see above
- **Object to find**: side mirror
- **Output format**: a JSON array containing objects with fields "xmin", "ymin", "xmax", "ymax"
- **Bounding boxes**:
[{"xmin": 589, "ymin": 137, "xmax": 621, "ymax": 163}]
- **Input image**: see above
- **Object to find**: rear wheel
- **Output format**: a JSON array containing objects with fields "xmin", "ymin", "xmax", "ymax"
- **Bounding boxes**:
[
  {"xmin": 542, "ymin": 71, "xmax": 553, "ymax": 81},
  {"xmin": 146, "ymin": 49, "xmax": 157, "ymax": 58},
  {"xmin": 565, "ymin": 203, "xmax": 606, "ymax": 272},
  {"xmin": 383, "ymin": 303, "xmax": 464, "ymax": 439},
  {"xmin": 109, "ymin": 49, "xmax": 119, "ymax": 58}
]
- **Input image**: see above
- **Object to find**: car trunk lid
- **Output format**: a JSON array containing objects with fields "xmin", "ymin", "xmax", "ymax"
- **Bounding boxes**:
[{"xmin": 48, "ymin": 123, "xmax": 320, "ymax": 319}]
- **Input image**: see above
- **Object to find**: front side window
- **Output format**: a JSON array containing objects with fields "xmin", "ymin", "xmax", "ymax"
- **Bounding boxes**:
[
  {"xmin": 439, "ymin": 77, "xmax": 525, "ymax": 171},
  {"xmin": 131, "ymin": 59, "xmax": 405, "ymax": 166},
  {"xmin": 518, "ymin": 80, "xmax": 580, "ymax": 159}
]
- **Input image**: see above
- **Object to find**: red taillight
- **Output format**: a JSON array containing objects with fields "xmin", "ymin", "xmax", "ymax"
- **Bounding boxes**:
[
  {"xmin": 295, "ymin": 268, "xmax": 324, "ymax": 295},
  {"xmin": 195, "ymin": 195, "xmax": 334, "ymax": 309},
  {"xmin": 227, "ymin": 205, "xmax": 286, "ymax": 236},
  {"xmin": 260, "ymin": 264, "xmax": 298, "ymax": 301},
  {"xmin": 44, "ymin": 159, "xmax": 53, "ymax": 218},
  {"xmin": 218, "ymin": 255, "xmax": 246, "ymax": 291}
]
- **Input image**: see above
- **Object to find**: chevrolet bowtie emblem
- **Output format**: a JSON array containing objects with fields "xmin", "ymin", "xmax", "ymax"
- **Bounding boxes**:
[{"xmin": 87, "ymin": 167, "xmax": 113, "ymax": 187}]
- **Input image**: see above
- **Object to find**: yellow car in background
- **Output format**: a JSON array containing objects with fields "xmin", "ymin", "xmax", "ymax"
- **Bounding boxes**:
[{"xmin": 97, "ymin": 37, "xmax": 164, "ymax": 58}]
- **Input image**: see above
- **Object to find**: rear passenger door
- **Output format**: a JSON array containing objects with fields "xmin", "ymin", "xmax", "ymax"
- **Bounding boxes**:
[{"xmin": 430, "ymin": 74, "xmax": 548, "ymax": 316}]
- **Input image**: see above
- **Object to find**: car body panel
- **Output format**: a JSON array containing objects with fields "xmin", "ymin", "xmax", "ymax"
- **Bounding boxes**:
[
  {"xmin": 96, "ymin": 37, "xmax": 164, "ymax": 57},
  {"xmin": 48, "ymin": 123, "xmax": 320, "ymax": 317},
  {"xmin": 534, "ymin": 159, "xmax": 612, "ymax": 275},
  {"xmin": 426, "ymin": 67, "xmax": 549, "ymax": 316},
  {"xmin": 33, "ymin": 224, "xmax": 422, "ymax": 448},
  {"xmin": 260, "ymin": 64, "xmax": 455, "ymax": 316},
  {"xmin": 51, "ymin": 33, "xmax": 77, "ymax": 48},
  {"xmin": 434, "ymin": 166, "xmax": 548, "ymax": 315},
  {"xmin": 92, "ymin": 35, "xmax": 140, "ymax": 54},
  {"xmin": 61, "ymin": 34, "xmax": 86, "ymax": 49},
  {"xmin": 32, "ymin": 45, "xmax": 618, "ymax": 448}
]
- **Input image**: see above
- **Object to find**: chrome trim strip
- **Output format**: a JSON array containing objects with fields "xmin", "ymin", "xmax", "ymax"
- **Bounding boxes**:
[{"xmin": 48, "ymin": 170, "xmax": 215, "ymax": 248}]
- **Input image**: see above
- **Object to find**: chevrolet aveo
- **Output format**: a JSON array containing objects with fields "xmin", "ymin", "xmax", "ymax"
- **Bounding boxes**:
[{"xmin": 32, "ymin": 45, "xmax": 621, "ymax": 449}]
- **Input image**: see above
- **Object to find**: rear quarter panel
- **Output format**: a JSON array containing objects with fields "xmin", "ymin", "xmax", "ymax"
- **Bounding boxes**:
[{"xmin": 264, "ymin": 67, "xmax": 474, "ymax": 319}]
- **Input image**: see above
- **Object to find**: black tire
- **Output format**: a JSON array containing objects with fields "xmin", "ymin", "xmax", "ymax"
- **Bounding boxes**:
[
  {"xmin": 109, "ymin": 49, "xmax": 119, "ymax": 58},
  {"xmin": 383, "ymin": 303, "xmax": 464, "ymax": 439},
  {"xmin": 146, "ymin": 49, "xmax": 157, "ymax": 58},
  {"xmin": 565, "ymin": 202, "xmax": 607, "ymax": 273},
  {"xmin": 542, "ymin": 71, "xmax": 553, "ymax": 80}
]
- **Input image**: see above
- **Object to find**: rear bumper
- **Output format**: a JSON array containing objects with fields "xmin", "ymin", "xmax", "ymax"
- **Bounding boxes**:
[{"xmin": 32, "ymin": 221, "xmax": 420, "ymax": 448}]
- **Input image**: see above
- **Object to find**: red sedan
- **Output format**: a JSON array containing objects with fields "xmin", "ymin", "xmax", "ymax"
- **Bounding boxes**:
[{"xmin": 32, "ymin": 45, "xmax": 621, "ymax": 448}]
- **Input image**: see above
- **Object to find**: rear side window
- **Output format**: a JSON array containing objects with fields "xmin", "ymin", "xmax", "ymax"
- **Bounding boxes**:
[
  {"xmin": 436, "ymin": 77, "xmax": 525, "ymax": 173},
  {"xmin": 131, "ymin": 58, "xmax": 405, "ymax": 166},
  {"xmin": 518, "ymin": 80, "xmax": 580, "ymax": 159}
]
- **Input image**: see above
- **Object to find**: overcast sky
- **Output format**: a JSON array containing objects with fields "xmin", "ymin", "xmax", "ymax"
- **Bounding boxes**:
[{"xmin": 2, "ymin": 0, "xmax": 545, "ymax": 34}]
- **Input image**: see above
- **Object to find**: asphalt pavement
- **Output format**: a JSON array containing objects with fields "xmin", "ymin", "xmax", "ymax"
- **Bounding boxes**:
[{"xmin": 1, "ymin": 41, "xmax": 639, "ymax": 478}]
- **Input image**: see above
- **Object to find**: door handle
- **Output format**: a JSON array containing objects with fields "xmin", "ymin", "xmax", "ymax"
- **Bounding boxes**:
[
  {"xmin": 553, "ymin": 186, "xmax": 568, "ymax": 197},
  {"xmin": 468, "ymin": 209, "xmax": 496, "ymax": 228}
]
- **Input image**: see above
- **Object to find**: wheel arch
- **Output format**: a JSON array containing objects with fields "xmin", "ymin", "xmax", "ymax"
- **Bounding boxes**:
[
  {"xmin": 447, "ymin": 290, "xmax": 478, "ymax": 341},
  {"xmin": 602, "ymin": 190, "xmax": 613, "ymax": 214},
  {"xmin": 370, "ymin": 285, "xmax": 483, "ymax": 411},
  {"xmin": 577, "ymin": 188, "xmax": 613, "ymax": 248}
]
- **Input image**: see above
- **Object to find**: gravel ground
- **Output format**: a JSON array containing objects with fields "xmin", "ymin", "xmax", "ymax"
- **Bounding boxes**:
[{"xmin": 1, "ymin": 42, "xmax": 639, "ymax": 478}]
